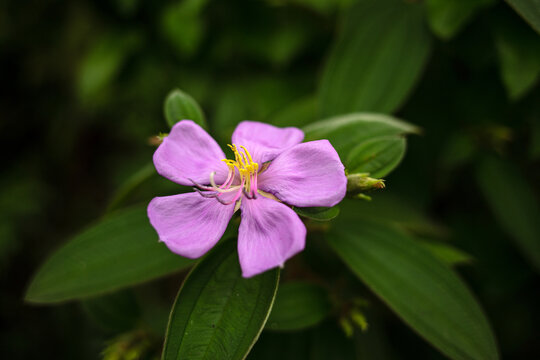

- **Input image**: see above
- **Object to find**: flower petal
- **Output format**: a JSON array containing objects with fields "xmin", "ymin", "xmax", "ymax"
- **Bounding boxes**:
[
  {"xmin": 238, "ymin": 197, "xmax": 306, "ymax": 277},
  {"xmin": 232, "ymin": 121, "xmax": 304, "ymax": 163},
  {"xmin": 148, "ymin": 192, "xmax": 234, "ymax": 258},
  {"xmin": 153, "ymin": 120, "xmax": 228, "ymax": 186},
  {"xmin": 258, "ymin": 140, "xmax": 347, "ymax": 207}
]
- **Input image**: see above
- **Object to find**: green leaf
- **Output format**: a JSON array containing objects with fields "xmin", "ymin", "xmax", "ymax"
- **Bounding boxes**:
[
  {"xmin": 164, "ymin": 88, "xmax": 207, "ymax": 129},
  {"xmin": 327, "ymin": 220, "xmax": 499, "ymax": 360},
  {"xmin": 318, "ymin": 0, "xmax": 431, "ymax": 117},
  {"xmin": 346, "ymin": 136, "xmax": 406, "ymax": 178},
  {"xmin": 163, "ymin": 240, "xmax": 280, "ymax": 360},
  {"xmin": 426, "ymin": 0, "xmax": 495, "ymax": 39},
  {"xmin": 476, "ymin": 157, "xmax": 540, "ymax": 272},
  {"xmin": 417, "ymin": 240, "xmax": 474, "ymax": 267},
  {"xmin": 25, "ymin": 206, "xmax": 193, "ymax": 303},
  {"xmin": 266, "ymin": 282, "xmax": 331, "ymax": 331},
  {"xmin": 494, "ymin": 14, "xmax": 540, "ymax": 100},
  {"xmin": 303, "ymin": 113, "xmax": 418, "ymax": 168},
  {"xmin": 293, "ymin": 206, "xmax": 340, "ymax": 222},
  {"xmin": 505, "ymin": 0, "xmax": 540, "ymax": 35}
]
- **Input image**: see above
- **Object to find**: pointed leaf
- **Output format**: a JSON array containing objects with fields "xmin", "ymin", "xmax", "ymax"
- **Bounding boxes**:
[
  {"xmin": 25, "ymin": 206, "xmax": 193, "ymax": 303},
  {"xmin": 327, "ymin": 220, "xmax": 499, "ymax": 360},
  {"xmin": 163, "ymin": 240, "xmax": 280, "ymax": 360},
  {"xmin": 319, "ymin": 0, "xmax": 431, "ymax": 117}
]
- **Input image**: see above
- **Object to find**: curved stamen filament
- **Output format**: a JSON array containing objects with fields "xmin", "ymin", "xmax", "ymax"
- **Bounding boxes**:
[{"xmin": 194, "ymin": 143, "xmax": 260, "ymax": 205}]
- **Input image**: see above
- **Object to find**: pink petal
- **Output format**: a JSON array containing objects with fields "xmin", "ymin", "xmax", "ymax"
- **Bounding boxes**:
[
  {"xmin": 153, "ymin": 120, "xmax": 228, "ymax": 186},
  {"xmin": 238, "ymin": 197, "xmax": 306, "ymax": 278},
  {"xmin": 258, "ymin": 140, "xmax": 347, "ymax": 207},
  {"xmin": 148, "ymin": 192, "xmax": 234, "ymax": 258},
  {"xmin": 231, "ymin": 121, "xmax": 304, "ymax": 164}
]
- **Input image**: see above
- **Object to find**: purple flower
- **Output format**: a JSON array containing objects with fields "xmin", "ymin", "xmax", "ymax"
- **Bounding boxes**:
[{"xmin": 148, "ymin": 120, "xmax": 347, "ymax": 277}]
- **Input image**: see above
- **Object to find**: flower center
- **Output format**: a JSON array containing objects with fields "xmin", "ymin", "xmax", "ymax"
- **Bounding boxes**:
[{"xmin": 190, "ymin": 143, "xmax": 260, "ymax": 206}]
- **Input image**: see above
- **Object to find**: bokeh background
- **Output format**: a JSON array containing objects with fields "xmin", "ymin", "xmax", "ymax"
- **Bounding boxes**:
[{"xmin": 2, "ymin": 0, "xmax": 540, "ymax": 358}]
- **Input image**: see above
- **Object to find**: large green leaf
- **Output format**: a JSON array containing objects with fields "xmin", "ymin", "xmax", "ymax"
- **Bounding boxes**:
[
  {"xmin": 25, "ymin": 206, "xmax": 193, "ymax": 303},
  {"xmin": 266, "ymin": 282, "xmax": 331, "ymax": 331},
  {"xmin": 164, "ymin": 88, "xmax": 207, "ymax": 129},
  {"xmin": 505, "ymin": 0, "xmax": 540, "ymax": 35},
  {"xmin": 163, "ymin": 240, "xmax": 280, "ymax": 360},
  {"xmin": 327, "ymin": 220, "xmax": 499, "ymax": 360},
  {"xmin": 476, "ymin": 157, "xmax": 540, "ymax": 272},
  {"xmin": 303, "ymin": 113, "xmax": 418, "ymax": 170},
  {"xmin": 318, "ymin": 0, "xmax": 431, "ymax": 117}
]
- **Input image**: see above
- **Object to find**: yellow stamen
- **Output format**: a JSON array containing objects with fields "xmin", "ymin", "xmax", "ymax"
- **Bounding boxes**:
[{"xmin": 222, "ymin": 144, "xmax": 259, "ymax": 193}]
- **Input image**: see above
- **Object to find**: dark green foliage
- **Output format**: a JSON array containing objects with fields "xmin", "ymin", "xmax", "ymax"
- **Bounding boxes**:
[
  {"xmin": 319, "ymin": 0, "xmax": 432, "ymax": 116},
  {"xmin": 328, "ymin": 220, "xmax": 499, "ymax": 360},
  {"xmin": 162, "ymin": 240, "xmax": 279, "ymax": 360},
  {"xmin": 4, "ymin": 0, "xmax": 540, "ymax": 358},
  {"xmin": 25, "ymin": 206, "xmax": 194, "ymax": 303}
]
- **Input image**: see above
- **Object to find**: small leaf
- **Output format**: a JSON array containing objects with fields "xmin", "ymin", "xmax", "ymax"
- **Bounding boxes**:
[
  {"xmin": 417, "ymin": 240, "xmax": 474, "ymax": 267},
  {"xmin": 426, "ymin": 0, "xmax": 495, "ymax": 39},
  {"xmin": 266, "ymin": 282, "xmax": 331, "ymax": 331},
  {"xmin": 328, "ymin": 220, "xmax": 499, "ymax": 360},
  {"xmin": 293, "ymin": 206, "xmax": 340, "ymax": 222},
  {"xmin": 346, "ymin": 136, "xmax": 406, "ymax": 178},
  {"xmin": 163, "ymin": 240, "xmax": 280, "ymax": 360},
  {"xmin": 476, "ymin": 157, "xmax": 540, "ymax": 272},
  {"xmin": 505, "ymin": 0, "xmax": 540, "ymax": 35},
  {"xmin": 25, "ymin": 206, "xmax": 193, "ymax": 303},
  {"xmin": 164, "ymin": 89, "xmax": 207, "ymax": 129},
  {"xmin": 318, "ymin": 0, "xmax": 431, "ymax": 116}
]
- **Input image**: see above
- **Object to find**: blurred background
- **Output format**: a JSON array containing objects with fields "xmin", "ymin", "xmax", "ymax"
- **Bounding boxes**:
[{"xmin": 1, "ymin": 0, "xmax": 539, "ymax": 358}]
